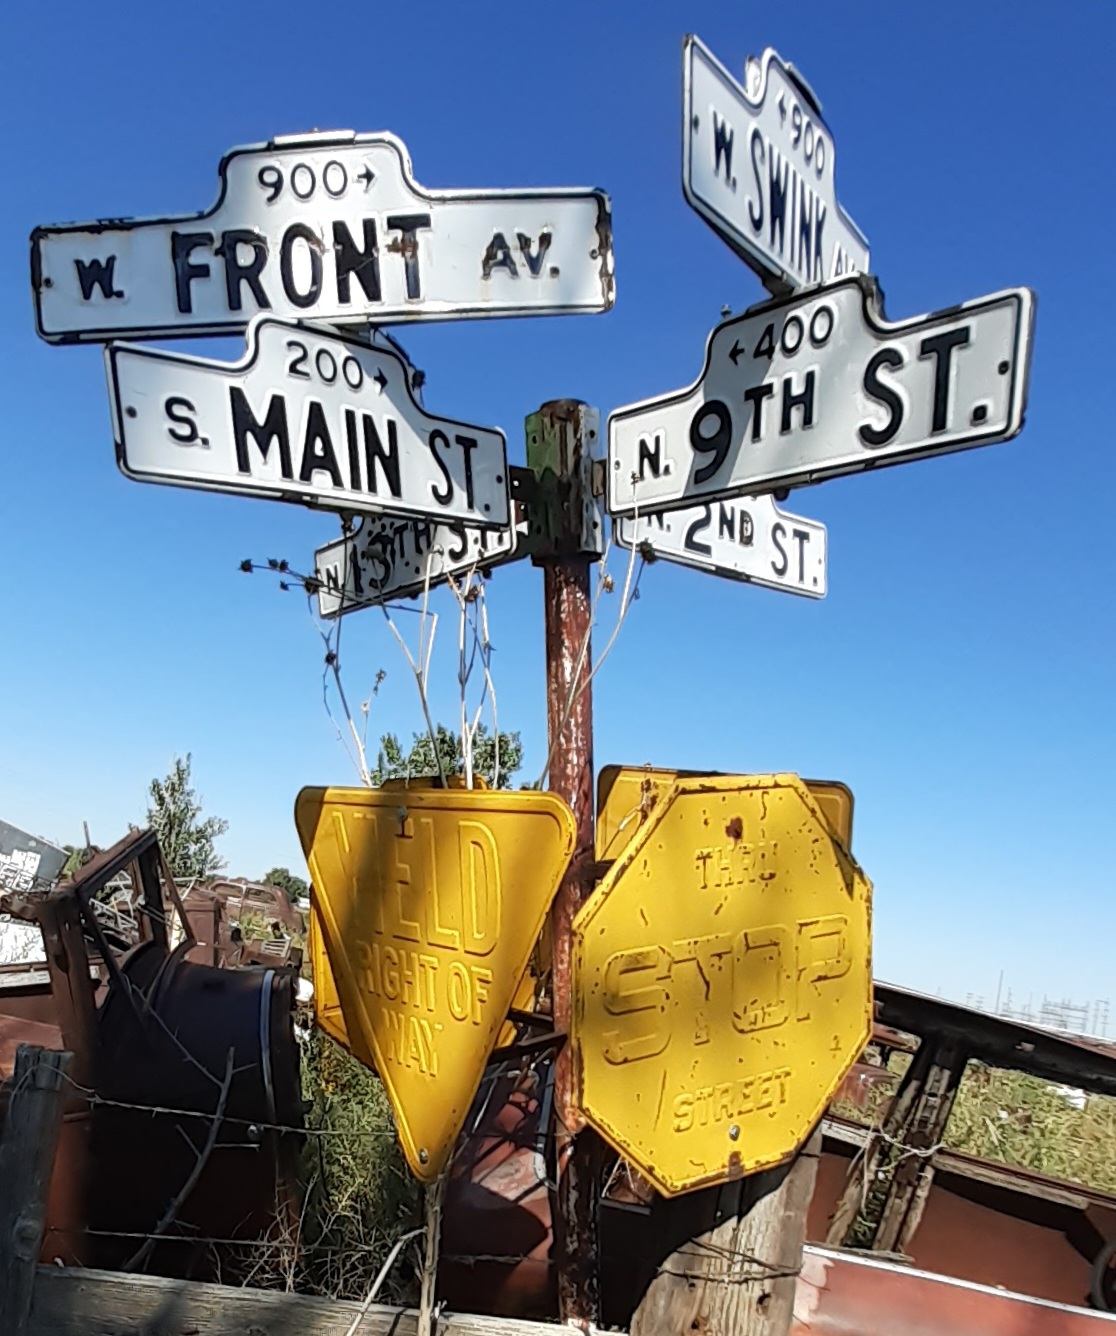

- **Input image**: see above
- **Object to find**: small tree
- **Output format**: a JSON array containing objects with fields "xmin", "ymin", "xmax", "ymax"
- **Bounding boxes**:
[
  {"xmin": 262, "ymin": 866, "xmax": 309, "ymax": 904},
  {"xmin": 146, "ymin": 754, "xmax": 229, "ymax": 880},
  {"xmin": 371, "ymin": 724, "xmax": 523, "ymax": 789}
]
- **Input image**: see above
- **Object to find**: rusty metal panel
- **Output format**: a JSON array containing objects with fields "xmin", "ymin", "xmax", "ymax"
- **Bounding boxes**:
[
  {"xmin": 296, "ymin": 785, "xmax": 575, "ymax": 1182},
  {"xmin": 792, "ymin": 1246, "xmax": 1116, "ymax": 1334},
  {"xmin": 573, "ymin": 773, "xmax": 872, "ymax": 1197}
]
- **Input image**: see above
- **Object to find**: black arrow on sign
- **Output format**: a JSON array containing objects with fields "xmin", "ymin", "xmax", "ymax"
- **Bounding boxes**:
[{"xmin": 729, "ymin": 340, "xmax": 745, "ymax": 365}]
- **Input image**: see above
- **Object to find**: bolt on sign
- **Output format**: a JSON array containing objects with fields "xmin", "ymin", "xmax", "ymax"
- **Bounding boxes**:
[
  {"xmin": 683, "ymin": 36, "xmax": 869, "ymax": 293},
  {"xmin": 106, "ymin": 317, "xmax": 509, "ymax": 525},
  {"xmin": 314, "ymin": 508, "xmax": 528, "ymax": 618},
  {"xmin": 615, "ymin": 490, "xmax": 826, "ymax": 598},
  {"xmin": 595, "ymin": 765, "xmax": 853, "ymax": 863},
  {"xmin": 295, "ymin": 784, "xmax": 575, "ymax": 1182},
  {"xmin": 573, "ymin": 773, "xmax": 871, "ymax": 1197},
  {"xmin": 32, "ymin": 131, "xmax": 614, "ymax": 343},
  {"xmin": 607, "ymin": 276, "xmax": 1035, "ymax": 518}
]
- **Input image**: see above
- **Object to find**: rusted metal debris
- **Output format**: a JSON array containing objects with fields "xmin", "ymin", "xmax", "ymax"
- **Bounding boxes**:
[
  {"xmin": 0, "ymin": 827, "xmax": 304, "ymax": 1280},
  {"xmin": 791, "ymin": 1245, "xmax": 1116, "ymax": 1335},
  {"xmin": 441, "ymin": 984, "xmax": 1116, "ymax": 1329}
]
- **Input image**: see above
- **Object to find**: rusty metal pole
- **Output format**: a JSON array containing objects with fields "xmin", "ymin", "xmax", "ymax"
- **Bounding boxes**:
[{"xmin": 525, "ymin": 400, "xmax": 603, "ymax": 1328}]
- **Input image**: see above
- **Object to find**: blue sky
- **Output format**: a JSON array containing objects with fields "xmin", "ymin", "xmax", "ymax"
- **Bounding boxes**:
[{"xmin": 2, "ymin": 1, "xmax": 1113, "ymax": 1016}]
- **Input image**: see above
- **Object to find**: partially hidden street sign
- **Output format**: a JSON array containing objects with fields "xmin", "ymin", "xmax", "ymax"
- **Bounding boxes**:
[
  {"xmin": 314, "ymin": 509, "xmax": 526, "ymax": 617},
  {"xmin": 33, "ymin": 130, "xmax": 614, "ymax": 342},
  {"xmin": 616, "ymin": 491, "xmax": 826, "ymax": 598},
  {"xmin": 295, "ymin": 784, "xmax": 575, "ymax": 1182},
  {"xmin": 595, "ymin": 765, "xmax": 853, "ymax": 862},
  {"xmin": 306, "ymin": 901, "xmax": 352, "ymax": 1056},
  {"xmin": 607, "ymin": 276, "xmax": 1035, "ymax": 517},
  {"xmin": 573, "ymin": 773, "xmax": 872, "ymax": 1196},
  {"xmin": 106, "ymin": 316, "xmax": 510, "ymax": 526},
  {"xmin": 683, "ymin": 36, "xmax": 869, "ymax": 293}
]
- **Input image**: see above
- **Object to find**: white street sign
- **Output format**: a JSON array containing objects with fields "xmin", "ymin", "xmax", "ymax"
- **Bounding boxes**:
[
  {"xmin": 617, "ymin": 493, "xmax": 825, "ymax": 598},
  {"xmin": 683, "ymin": 36, "xmax": 869, "ymax": 293},
  {"xmin": 106, "ymin": 317, "xmax": 510, "ymax": 526},
  {"xmin": 34, "ymin": 131, "xmax": 613, "ymax": 342},
  {"xmin": 607, "ymin": 277, "xmax": 1034, "ymax": 518},
  {"xmin": 314, "ymin": 511, "xmax": 526, "ymax": 617}
]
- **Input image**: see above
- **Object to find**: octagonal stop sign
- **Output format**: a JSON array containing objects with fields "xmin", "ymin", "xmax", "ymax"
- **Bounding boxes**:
[{"xmin": 572, "ymin": 773, "xmax": 871, "ymax": 1197}]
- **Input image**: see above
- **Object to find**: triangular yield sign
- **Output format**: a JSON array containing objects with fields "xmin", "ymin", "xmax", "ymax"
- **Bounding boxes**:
[{"xmin": 295, "ymin": 784, "xmax": 574, "ymax": 1181}]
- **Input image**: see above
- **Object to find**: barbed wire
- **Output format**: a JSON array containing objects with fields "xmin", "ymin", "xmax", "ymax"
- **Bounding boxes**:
[{"xmin": 54, "ymin": 1069, "xmax": 395, "ymax": 1139}]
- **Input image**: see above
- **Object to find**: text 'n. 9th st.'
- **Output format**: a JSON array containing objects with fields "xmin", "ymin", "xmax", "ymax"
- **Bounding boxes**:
[{"xmin": 606, "ymin": 277, "xmax": 1034, "ymax": 518}]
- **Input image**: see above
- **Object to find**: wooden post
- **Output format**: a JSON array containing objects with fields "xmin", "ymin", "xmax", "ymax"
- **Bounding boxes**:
[
  {"xmin": 0, "ymin": 1045, "xmax": 73, "ymax": 1335},
  {"xmin": 525, "ymin": 400, "xmax": 603, "ymax": 1328},
  {"xmin": 631, "ymin": 1127, "xmax": 822, "ymax": 1336}
]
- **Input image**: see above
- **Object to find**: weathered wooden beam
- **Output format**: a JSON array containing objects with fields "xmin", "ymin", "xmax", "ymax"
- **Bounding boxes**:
[
  {"xmin": 630, "ymin": 1128, "xmax": 822, "ymax": 1336},
  {"xmin": 25, "ymin": 1266, "xmax": 565, "ymax": 1336},
  {"xmin": 872, "ymin": 1036, "xmax": 967, "ymax": 1255},
  {"xmin": 875, "ymin": 984, "xmax": 1116, "ymax": 1097},
  {"xmin": 0, "ymin": 1046, "xmax": 72, "ymax": 1336},
  {"xmin": 825, "ymin": 1034, "xmax": 967, "ymax": 1253}
]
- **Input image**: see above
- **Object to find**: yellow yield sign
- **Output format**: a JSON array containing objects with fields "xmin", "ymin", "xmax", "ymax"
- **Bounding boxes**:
[
  {"xmin": 296, "ymin": 785, "xmax": 575, "ymax": 1182},
  {"xmin": 573, "ymin": 773, "xmax": 871, "ymax": 1197}
]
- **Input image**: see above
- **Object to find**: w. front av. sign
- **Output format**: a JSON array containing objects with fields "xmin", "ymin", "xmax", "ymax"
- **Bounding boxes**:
[{"xmin": 32, "ymin": 131, "xmax": 614, "ymax": 342}]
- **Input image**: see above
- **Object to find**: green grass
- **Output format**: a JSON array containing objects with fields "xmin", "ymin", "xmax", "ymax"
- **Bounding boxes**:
[
  {"xmin": 945, "ymin": 1063, "xmax": 1116, "ymax": 1193},
  {"xmin": 293, "ymin": 1025, "xmax": 421, "ymax": 1301},
  {"xmin": 832, "ymin": 1050, "xmax": 1116, "ymax": 1195}
]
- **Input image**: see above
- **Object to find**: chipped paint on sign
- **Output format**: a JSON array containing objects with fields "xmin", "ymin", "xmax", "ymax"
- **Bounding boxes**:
[{"xmin": 573, "ymin": 773, "xmax": 872, "ymax": 1197}]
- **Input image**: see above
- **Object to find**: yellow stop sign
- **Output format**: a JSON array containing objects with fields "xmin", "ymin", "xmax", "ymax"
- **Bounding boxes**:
[{"xmin": 572, "ymin": 773, "xmax": 872, "ymax": 1197}]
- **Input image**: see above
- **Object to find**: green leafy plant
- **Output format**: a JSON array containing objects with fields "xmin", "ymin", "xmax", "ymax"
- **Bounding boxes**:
[
  {"xmin": 145, "ymin": 753, "xmax": 228, "ymax": 880},
  {"xmin": 371, "ymin": 724, "xmax": 523, "ymax": 789}
]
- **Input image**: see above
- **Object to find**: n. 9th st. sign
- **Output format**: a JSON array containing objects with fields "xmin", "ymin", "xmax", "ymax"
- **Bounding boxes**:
[
  {"xmin": 296, "ymin": 784, "xmax": 575, "ymax": 1182},
  {"xmin": 607, "ymin": 276, "xmax": 1035, "ymax": 517},
  {"xmin": 572, "ymin": 773, "xmax": 872, "ymax": 1197},
  {"xmin": 32, "ymin": 130, "xmax": 613, "ymax": 342}
]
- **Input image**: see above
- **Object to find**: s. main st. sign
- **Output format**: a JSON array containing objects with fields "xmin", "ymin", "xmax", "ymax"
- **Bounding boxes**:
[
  {"xmin": 32, "ymin": 130, "xmax": 613, "ymax": 342},
  {"xmin": 107, "ymin": 317, "xmax": 510, "ymax": 526}
]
